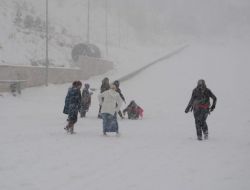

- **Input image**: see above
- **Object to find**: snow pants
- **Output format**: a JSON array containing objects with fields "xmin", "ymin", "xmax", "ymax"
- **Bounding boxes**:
[{"xmin": 193, "ymin": 108, "xmax": 209, "ymax": 138}]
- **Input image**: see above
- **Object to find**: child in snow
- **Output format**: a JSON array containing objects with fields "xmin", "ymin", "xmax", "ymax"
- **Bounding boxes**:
[
  {"xmin": 123, "ymin": 100, "xmax": 143, "ymax": 120},
  {"xmin": 80, "ymin": 83, "xmax": 93, "ymax": 117}
]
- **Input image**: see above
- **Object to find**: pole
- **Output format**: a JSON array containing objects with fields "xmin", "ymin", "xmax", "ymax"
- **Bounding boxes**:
[
  {"xmin": 118, "ymin": 0, "xmax": 121, "ymax": 47},
  {"xmin": 87, "ymin": 0, "xmax": 90, "ymax": 43},
  {"xmin": 45, "ymin": 0, "xmax": 49, "ymax": 86},
  {"xmin": 105, "ymin": 0, "xmax": 108, "ymax": 55}
]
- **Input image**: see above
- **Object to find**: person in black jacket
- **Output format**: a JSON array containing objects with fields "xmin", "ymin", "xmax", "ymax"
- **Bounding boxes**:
[
  {"xmin": 113, "ymin": 80, "xmax": 126, "ymax": 119},
  {"xmin": 185, "ymin": 79, "xmax": 217, "ymax": 140},
  {"xmin": 63, "ymin": 81, "xmax": 82, "ymax": 134}
]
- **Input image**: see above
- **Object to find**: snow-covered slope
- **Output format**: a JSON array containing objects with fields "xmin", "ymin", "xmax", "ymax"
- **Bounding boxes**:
[
  {"xmin": 0, "ymin": 0, "xmax": 139, "ymax": 66},
  {"xmin": 0, "ymin": 39, "xmax": 250, "ymax": 190}
]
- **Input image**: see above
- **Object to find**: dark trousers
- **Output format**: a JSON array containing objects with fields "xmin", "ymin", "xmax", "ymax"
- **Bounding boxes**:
[{"xmin": 193, "ymin": 109, "xmax": 209, "ymax": 138}]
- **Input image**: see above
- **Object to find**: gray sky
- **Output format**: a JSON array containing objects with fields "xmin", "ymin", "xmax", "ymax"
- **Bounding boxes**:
[{"xmin": 115, "ymin": 0, "xmax": 250, "ymax": 40}]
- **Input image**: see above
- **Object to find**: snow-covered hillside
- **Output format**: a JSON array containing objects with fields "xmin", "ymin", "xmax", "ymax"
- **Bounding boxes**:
[
  {"xmin": 0, "ymin": 0, "xmax": 140, "ymax": 67},
  {"xmin": 1, "ymin": 39, "xmax": 250, "ymax": 190}
]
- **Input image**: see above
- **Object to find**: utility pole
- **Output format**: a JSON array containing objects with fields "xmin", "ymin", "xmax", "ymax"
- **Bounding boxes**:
[
  {"xmin": 45, "ymin": 0, "xmax": 49, "ymax": 86},
  {"xmin": 87, "ymin": 0, "xmax": 90, "ymax": 43},
  {"xmin": 105, "ymin": 0, "xmax": 108, "ymax": 55},
  {"xmin": 118, "ymin": 0, "xmax": 121, "ymax": 47}
]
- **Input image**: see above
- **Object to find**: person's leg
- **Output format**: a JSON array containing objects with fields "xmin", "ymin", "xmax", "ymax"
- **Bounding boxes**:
[
  {"xmin": 111, "ymin": 114, "xmax": 119, "ymax": 134},
  {"xmin": 67, "ymin": 121, "xmax": 74, "ymax": 134},
  {"xmin": 194, "ymin": 110, "xmax": 203, "ymax": 140},
  {"xmin": 68, "ymin": 114, "xmax": 77, "ymax": 134},
  {"xmin": 102, "ymin": 113, "xmax": 108, "ymax": 135},
  {"xmin": 81, "ymin": 111, "xmax": 86, "ymax": 117},
  {"xmin": 118, "ymin": 110, "xmax": 124, "ymax": 119},
  {"xmin": 64, "ymin": 122, "xmax": 69, "ymax": 131},
  {"xmin": 98, "ymin": 105, "xmax": 102, "ymax": 118},
  {"xmin": 200, "ymin": 110, "xmax": 209, "ymax": 139}
]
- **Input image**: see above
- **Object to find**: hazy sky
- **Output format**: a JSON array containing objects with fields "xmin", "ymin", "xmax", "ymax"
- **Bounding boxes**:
[
  {"xmin": 116, "ymin": 0, "xmax": 250, "ymax": 39},
  {"xmin": 20, "ymin": 0, "xmax": 250, "ymax": 43}
]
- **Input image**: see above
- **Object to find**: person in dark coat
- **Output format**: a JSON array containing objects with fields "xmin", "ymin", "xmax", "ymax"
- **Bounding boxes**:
[
  {"xmin": 63, "ymin": 81, "xmax": 82, "ymax": 134},
  {"xmin": 63, "ymin": 81, "xmax": 75, "ymax": 116},
  {"xmin": 113, "ymin": 80, "xmax": 126, "ymax": 119},
  {"xmin": 185, "ymin": 79, "xmax": 217, "ymax": 140},
  {"xmin": 80, "ymin": 83, "xmax": 93, "ymax": 117},
  {"xmin": 123, "ymin": 100, "xmax": 143, "ymax": 120},
  {"xmin": 98, "ymin": 77, "xmax": 110, "ymax": 118}
]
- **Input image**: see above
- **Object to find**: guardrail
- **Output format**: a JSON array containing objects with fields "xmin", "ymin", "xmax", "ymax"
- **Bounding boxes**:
[
  {"xmin": 0, "ymin": 57, "xmax": 114, "ymax": 93},
  {"xmin": 117, "ymin": 44, "xmax": 189, "ymax": 82}
]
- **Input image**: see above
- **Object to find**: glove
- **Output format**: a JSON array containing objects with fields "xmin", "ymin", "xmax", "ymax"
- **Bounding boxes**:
[
  {"xmin": 210, "ymin": 105, "xmax": 215, "ymax": 112},
  {"xmin": 185, "ymin": 105, "xmax": 191, "ymax": 113}
]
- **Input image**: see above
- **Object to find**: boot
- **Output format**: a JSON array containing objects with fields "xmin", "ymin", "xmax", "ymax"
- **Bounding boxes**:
[
  {"xmin": 204, "ymin": 134, "xmax": 208, "ymax": 140},
  {"xmin": 68, "ymin": 123, "xmax": 74, "ymax": 134},
  {"xmin": 197, "ymin": 136, "xmax": 202, "ymax": 141},
  {"xmin": 64, "ymin": 124, "xmax": 69, "ymax": 132},
  {"xmin": 81, "ymin": 111, "xmax": 86, "ymax": 118}
]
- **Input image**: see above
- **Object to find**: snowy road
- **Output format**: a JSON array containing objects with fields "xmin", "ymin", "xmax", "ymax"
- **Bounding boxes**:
[{"xmin": 1, "ymin": 42, "xmax": 250, "ymax": 190}]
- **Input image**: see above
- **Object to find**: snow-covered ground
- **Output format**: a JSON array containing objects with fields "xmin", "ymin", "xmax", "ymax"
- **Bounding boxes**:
[{"xmin": 1, "ymin": 39, "xmax": 250, "ymax": 190}]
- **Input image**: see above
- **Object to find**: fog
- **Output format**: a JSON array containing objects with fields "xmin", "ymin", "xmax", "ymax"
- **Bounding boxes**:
[
  {"xmin": 1, "ymin": 0, "xmax": 250, "ymax": 67},
  {"xmin": 117, "ymin": 0, "xmax": 250, "ymax": 42},
  {"xmin": 24, "ymin": 0, "xmax": 250, "ymax": 45}
]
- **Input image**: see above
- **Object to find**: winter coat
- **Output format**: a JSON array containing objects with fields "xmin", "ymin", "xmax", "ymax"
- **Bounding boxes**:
[
  {"xmin": 81, "ymin": 88, "xmax": 92, "ymax": 111},
  {"xmin": 123, "ymin": 101, "xmax": 143, "ymax": 119},
  {"xmin": 98, "ymin": 89, "xmax": 122, "ymax": 115},
  {"xmin": 63, "ymin": 87, "xmax": 71, "ymax": 114},
  {"xmin": 63, "ymin": 87, "xmax": 81, "ymax": 117},
  {"xmin": 186, "ymin": 87, "xmax": 217, "ymax": 112}
]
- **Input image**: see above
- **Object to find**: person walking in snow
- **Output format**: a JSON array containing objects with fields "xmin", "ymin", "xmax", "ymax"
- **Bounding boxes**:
[
  {"xmin": 80, "ymin": 83, "xmax": 93, "ymax": 118},
  {"xmin": 123, "ymin": 100, "xmax": 144, "ymax": 120},
  {"xmin": 63, "ymin": 81, "xmax": 76, "ymax": 115},
  {"xmin": 98, "ymin": 83, "xmax": 122, "ymax": 135},
  {"xmin": 63, "ymin": 81, "xmax": 82, "ymax": 134},
  {"xmin": 113, "ymin": 80, "xmax": 126, "ymax": 119},
  {"xmin": 98, "ymin": 77, "xmax": 110, "ymax": 118},
  {"xmin": 185, "ymin": 79, "xmax": 217, "ymax": 140}
]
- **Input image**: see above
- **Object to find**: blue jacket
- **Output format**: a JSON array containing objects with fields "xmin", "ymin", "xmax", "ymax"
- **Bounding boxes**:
[{"xmin": 63, "ymin": 87, "xmax": 81, "ymax": 115}]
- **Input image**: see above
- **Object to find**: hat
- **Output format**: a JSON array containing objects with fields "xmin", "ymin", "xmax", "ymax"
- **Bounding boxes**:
[
  {"xmin": 113, "ymin": 80, "xmax": 120, "ymax": 87},
  {"xmin": 197, "ymin": 79, "xmax": 206, "ymax": 88},
  {"xmin": 84, "ymin": 83, "xmax": 90, "ymax": 88}
]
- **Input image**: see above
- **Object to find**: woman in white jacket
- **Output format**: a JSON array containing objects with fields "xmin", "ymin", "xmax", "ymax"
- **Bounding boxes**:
[{"xmin": 98, "ymin": 83, "xmax": 122, "ymax": 135}]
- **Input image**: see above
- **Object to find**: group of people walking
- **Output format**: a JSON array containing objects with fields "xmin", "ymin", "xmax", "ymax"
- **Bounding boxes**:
[
  {"xmin": 63, "ymin": 78, "xmax": 217, "ymax": 141},
  {"xmin": 63, "ymin": 77, "xmax": 143, "ymax": 135}
]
